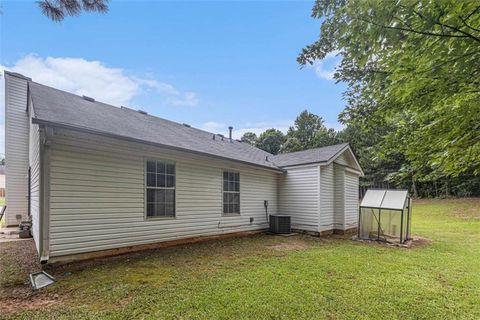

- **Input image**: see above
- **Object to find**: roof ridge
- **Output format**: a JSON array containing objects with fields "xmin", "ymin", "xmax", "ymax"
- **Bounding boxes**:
[
  {"xmin": 273, "ymin": 143, "xmax": 348, "ymax": 158},
  {"xmin": 28, "ymin": 78, "xmax": 279, "ymax": 171},
  {"xmin": 29, "ymin": 81, "xmax": 264, "ymax": 144}
]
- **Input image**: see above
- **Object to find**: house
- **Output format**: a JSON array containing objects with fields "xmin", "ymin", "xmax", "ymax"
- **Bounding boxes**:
[
  {"xmin": 0, "ymin": 165, "xmax": 5, "ymax": 198},
  {"xmin": 4, "ymin": 71, "xmax": 363, "ymax": 263}
]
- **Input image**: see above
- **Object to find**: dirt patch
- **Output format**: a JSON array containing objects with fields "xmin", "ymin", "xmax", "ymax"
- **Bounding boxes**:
[
  {"xmin": 407, "ymin": 236, "xmax": 433, "ymax": 248},
  {"xmin": 0, "ymin": 239, "xmax": 41, "ymax": 291},
  {"xmin": 0, "ymin": 239, "xmax": 63, "ymax": 316},
  {"xmin": 351, "ymin": 235, "xmax": 432, "ymax": 249},
  {"xmin": 454, "ymin": 206, "xmax": 480, "ymax": 220},
  {"xmin": 0, "ymin": 294, "xmax": 61, "ymax": 315},
  {"xmin": 269, "ymin": 242, "xmax": 308, "ymax": 251}
]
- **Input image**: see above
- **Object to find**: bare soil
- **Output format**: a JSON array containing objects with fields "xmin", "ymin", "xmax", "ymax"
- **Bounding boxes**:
[{"xmin": 269, "ymin": 242, "xmax": 308, "ymax": 251}]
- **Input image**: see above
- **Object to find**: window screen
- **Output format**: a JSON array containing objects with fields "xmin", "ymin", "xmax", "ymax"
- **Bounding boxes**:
[
  {"xmin": 223, "ymin": 171, "xmax": 240, "ymax": 214},
  {"xmin": 146, "ymin": 160, "xmax": 175, "ymax": 218}
]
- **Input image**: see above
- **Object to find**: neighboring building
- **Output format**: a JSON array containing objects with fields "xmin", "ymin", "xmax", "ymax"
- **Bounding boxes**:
[
  {"xmin": 0, "ymin": 165, "xmax": 5, "ymax": 197},
  {"xmin": 4, "ymin": 71, "xmax": 363, "ymax": 263}
]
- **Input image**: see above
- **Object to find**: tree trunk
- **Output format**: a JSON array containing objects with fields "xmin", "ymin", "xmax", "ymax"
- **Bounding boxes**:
[
  {"xmin": 445, "ymin": 178, "xmax": 450, "ymax": 198},
  {"xmin": 411, "ymin": 175, "xmax": 419, "ymax": 198}
]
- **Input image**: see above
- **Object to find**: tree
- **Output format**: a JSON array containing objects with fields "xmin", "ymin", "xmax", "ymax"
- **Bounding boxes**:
[
  {"xmin": 255, "ymin": 129, "xmax": 285, "ymax": 155},
  {"xmin": 240, "ymin": 132, "xmax": 258, "ymax": 146},
  {"xmin": 299, "ymin": 0, "xmax": 480, "ymax": 179},
  {"xmin": 312, "ymin": 127, "xmax": 340, "ymax": 148},
  {"xmin": 286, "ymin": 110, "xmax": 325, "ymax": 148},
  {"xmin": 283, "ymin": 110, "xmax": 339, "ymax": 152},
  {"xmin": 37, "ymin": 0, "xmax": 109, "ymax": 21},
  {"xmin": 281, "ymin": 137, "xmax": 303, "ymax": 153}
]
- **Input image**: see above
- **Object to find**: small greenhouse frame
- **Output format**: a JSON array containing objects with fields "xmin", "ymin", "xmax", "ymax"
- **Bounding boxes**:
[{"xmin": 358, "ymin": 190, "xmax": 412, "ymax": 244}]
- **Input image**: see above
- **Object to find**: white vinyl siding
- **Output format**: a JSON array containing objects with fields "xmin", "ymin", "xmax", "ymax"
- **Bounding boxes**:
[
  {"xmin": 47, "ymin": 128, "xmax": 279, "ymax": 258},
  {"xmin": 344, "ymin": 171, "xmax": 359, "ymax": 229},
  {"xmin": 29, "ymin": 119, "xmax": 41, "ymax": 253},
  {"xmin": 333, "ymin": 164, "xmax": 345, "ymax": 230},
  {"xmin": 334, "ymin": 153, "xmax": 349, "ymax": 166},
  {"xmin": 320, "ymin": 164, "xmax": 335, "ymax": 231},
  {"xmin": 278, "ymin": 165, "xmax": 320, "ymax": 232},
  {"xmin": 4, "ymin": 74, "xmax": 29, "ymax": 226}
]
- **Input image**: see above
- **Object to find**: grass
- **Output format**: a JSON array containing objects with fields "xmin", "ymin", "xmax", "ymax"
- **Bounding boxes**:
[
  {"xmin": 1, "ymin": 198, "xmax": 479, "ymax": 319},
  {"xmin": 0, "ymin": 198, "xmax": 5, "ymax": 227}
]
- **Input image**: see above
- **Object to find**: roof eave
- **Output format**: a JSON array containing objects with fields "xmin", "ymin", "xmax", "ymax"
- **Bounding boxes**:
[
  {"xmin": 325, "ymin": 144, "xmax": 365, "ymax": 176},
  {"xmin": 32, "ymin": 118, "xmax": 285, "ymax": 174},
  {"xmin": 277, "ymin": 161, "xmax": 327, "ymax": 169}
]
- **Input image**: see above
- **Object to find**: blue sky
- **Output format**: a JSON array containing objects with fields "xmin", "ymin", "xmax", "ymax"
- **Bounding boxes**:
[{"xmin": 0, "ymin": 0, "xmax": 345, "ymax": 155}]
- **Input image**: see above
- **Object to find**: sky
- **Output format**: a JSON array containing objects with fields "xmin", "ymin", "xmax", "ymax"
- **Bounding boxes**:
[{"xmin": 0, "ymin": 0, "xmax": 345, "ymax": 156}]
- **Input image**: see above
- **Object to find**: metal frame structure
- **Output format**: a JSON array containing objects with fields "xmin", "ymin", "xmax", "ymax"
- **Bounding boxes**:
[{"xmin": 358, "ymin": 190, "xmax": 412, "ymax": 244}]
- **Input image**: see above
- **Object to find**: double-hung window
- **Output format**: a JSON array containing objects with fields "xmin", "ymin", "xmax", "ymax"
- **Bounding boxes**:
[
  {"xmin": 146, "ymin": 160, "xmax": 175, "ymax": 218},
  {"xmin": 223, "ymin": 171, "xmax": 240, "ymax": 215}
]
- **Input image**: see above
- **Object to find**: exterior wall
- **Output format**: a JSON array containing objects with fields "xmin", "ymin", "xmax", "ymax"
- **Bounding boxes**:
[
  {"xmin": 344, "ymin": 171, "xmax": 359, "ymax": 229},
  {"xmin": 4, "ymin": 73, "xmax": 30, "ymax": 226},
  {"xmin": 0, "ymin": 174, "xmax": 5, "ymax": 189},
  {"xmin": 278, "ymin": 165, "xmax": 320, "ymax": 232},
  {"xmin": 320, "ymin": 164, "xmax": 335, "ymax": 231},
  {"xmin": 46, "ymin": 128, "xmax": 279, "ymax": 258},
  {"xmin": 333, "ymin": 164, "xmax": 345, "ymax": 230},
  {"xmin": 29, "ymin": 116, "xmax": 41, "ymax": 253},
  {"xmin": 334, "ymin": 153, "xmax": 349, "ymax": 166}
]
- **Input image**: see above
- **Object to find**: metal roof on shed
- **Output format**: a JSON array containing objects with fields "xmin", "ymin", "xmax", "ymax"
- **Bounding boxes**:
[{"xmin": 360, "ymin": 190, "xmax": 409, "ymax": 210}]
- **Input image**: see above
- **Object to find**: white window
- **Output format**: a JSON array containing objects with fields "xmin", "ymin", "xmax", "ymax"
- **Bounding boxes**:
[
  {"xmin": 223, "ymin": 171, "xmax": 240, "ymax": 214},
  {"xmin": 146, "ymin": 160, "xmax": 175, "ymax": 218}
]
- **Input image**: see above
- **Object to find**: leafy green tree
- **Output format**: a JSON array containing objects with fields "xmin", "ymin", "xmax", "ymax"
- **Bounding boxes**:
[
  {"xmin": 240, "ymin": 132, "xmax": 258, "ymax": 146},
  {"xmin": 37, "ymin": 0, "xmax": 109, "ymax": 21},
  {"xmin": 299, "ymin": 0, "xmax": 480, "ymax": 179},
  {"xmin": 283, "ymin": 110, "xmax": 340, "ymax": 152},
  {"xmin": 286, "ymin": 110, "xmax": 324, "ymax": 148},
  {"xmin": 281, "ymin": 137, "xmax": 303, "ymax": 153},
  {"xmin": 312, "ymin": 127, "xmax": 340, "ymax": 148},
  {"xmin": 255, "ymin": 129, "xmax": 285, "ymax": 155}
]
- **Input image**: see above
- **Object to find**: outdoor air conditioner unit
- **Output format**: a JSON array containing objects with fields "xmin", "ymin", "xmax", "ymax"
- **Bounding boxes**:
[{"xmin": 269, "ymin": 215, "xmax": 291, "ymax": 234}]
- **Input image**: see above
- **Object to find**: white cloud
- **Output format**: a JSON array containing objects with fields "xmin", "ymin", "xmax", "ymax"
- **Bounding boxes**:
[
  {"xmin": 325, "ymin": 122, "xmax": 345, "ymax": 131},
  {"xmin": 199, "ymin": 120, "xmax": 293, "ymax": 139},
  {"xmin": 171, "ymin": 91, "xmax": 199, "ymax": 107},
  {"xmin": 198, "ymin": 119, "xmax": 346, "ymax": 140},
  {"xmin": 311, "ymin": 50, "xmax": 341, "ymax": 80},
  {"xmin": 0, "ymin": 54, "xmax": 200, "ymax": 154},
  {"xmin": 1, "ymin": 54, "xmax": 199, "ymax": 107},
  {"xmin": 199, "ymin": 121, "xmax": 227, "ymax": 133}
]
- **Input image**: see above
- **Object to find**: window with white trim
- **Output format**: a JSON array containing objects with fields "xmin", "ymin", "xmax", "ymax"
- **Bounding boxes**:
[
  {"xmin": 146, "ymin": 160, "xmax": 175, "ymax": 218},
  {"xmin": 223, "ymin": 171, "xmax": 240, "ymax": 214}
]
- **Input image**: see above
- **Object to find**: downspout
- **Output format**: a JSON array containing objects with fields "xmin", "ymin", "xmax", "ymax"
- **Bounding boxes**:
[{"xmin": 39, "ymin": 126, "xmax": 53, "ymax": 264}]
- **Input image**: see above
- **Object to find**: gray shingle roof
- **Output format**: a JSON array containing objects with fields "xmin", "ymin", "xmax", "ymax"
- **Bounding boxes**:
[
  {"xmin": 271, "ymin": 143, "xmax": 349, "ymax": 167},
  {"xmin": 28, "ymin": 81, "xmax": 280, "ymax": 171},
  {"xmin": 28, "ymin": 80, "xmax": 352, "ymax": 171}
]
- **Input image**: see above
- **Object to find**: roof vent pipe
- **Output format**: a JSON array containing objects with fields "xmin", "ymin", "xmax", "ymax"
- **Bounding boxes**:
[
  {"xmin": 228, "ymin": 126, "xmax": 233, "ymax": 142},
  {"xmin": 82, "ymin": 95, "xmax": 95, "ymax": 102}
]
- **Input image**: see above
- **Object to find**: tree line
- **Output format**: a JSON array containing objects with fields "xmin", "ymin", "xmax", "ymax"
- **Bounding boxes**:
[
  {"xmin": 271, "ymin": 0, "xmax": 480, "ymax": 198},
  {"xmin": 242, "ymin": 108, "xmax": 480, "ymax": 198}
]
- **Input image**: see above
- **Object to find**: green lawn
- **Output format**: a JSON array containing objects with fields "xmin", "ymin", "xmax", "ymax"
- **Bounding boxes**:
[{"xmin": 1, "ymin": 199, "xmax": 479, "ymax": 319}]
